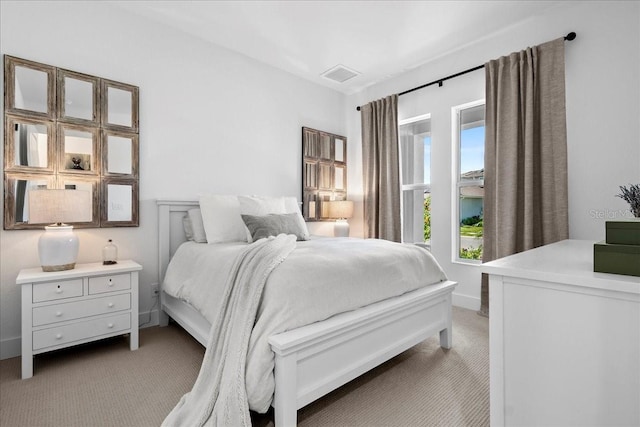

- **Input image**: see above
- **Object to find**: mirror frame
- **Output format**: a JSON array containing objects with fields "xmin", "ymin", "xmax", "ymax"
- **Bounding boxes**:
[
  {"xmin": 302, "ymin": 127, "xmax": 347, "ymax": 221},
  {"xmin": 57, "ymin": 123, "xmax": 99, "ymax": 176},
  {"xmin": 57, "ymin": 69, "xmax": 100, "ymax": 126},
  {"xmin": 101, "ymin": 179, "xmax": 139, "ymax": 227},
  {"xmin": 3, "ymin": 55, "xmax": 139, "ymax": 229},
  {"xmin": 4, "ymin": 116, "xmax": 56, "ymax": 173},
  {"xmin": 4, "ymin": 56, "xmax": 56, "ymax": 120},
  {"xmin": 102, "ymin": 130, "xmax": 139, "ymax": 178},
  {"xmin": 102, "ymin": 79, "xmax": 139, "ymax": 132},
  {"xmin": 3, "ymin": 172, "xmax": 57, "ymax": 229}
]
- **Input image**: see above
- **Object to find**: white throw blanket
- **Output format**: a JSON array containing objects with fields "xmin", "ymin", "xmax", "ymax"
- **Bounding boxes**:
[
  {"xmin": 163, "ymin": 236, "xmax": 448, "ymax": 413},
  {"xmin": 162, "ymin": 234, "xmax": 296, "ymax": 427}
]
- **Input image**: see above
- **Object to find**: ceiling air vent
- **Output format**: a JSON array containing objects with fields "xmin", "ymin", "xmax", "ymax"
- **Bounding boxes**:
[{"xmin": 321, "ymin": 64, "xmax": 360, "ymax": 83}]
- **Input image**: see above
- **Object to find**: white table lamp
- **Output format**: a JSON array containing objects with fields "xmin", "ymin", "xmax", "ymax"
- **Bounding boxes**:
[
  {"xmin": 28, "ymin": 189, "xmax": 92, "ymax": 271},
  {"xmin": 327, "ymin": 200, "xmax": 354, "ymax": 237}
]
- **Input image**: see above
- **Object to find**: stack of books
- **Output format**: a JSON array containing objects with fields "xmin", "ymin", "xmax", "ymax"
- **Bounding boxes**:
[{"xmin": 594, "ymin": 220, "xmax": 640, "ymax": 277}]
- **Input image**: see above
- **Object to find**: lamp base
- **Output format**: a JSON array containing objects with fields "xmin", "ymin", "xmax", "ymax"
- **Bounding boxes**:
[
  {"xmin": 39, "ymin": 225, "xmax": 79, "ymax": 272},
  {"xmin": 42, "ymin": 262, "xmax": 76, "ymax": 272},
  {"xmin": 334, "ymin": 219, "xmax": 350, "ymax": 237}
]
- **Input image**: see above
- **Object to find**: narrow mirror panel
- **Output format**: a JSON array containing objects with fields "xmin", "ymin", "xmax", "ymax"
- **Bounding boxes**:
[
  {"xmin": 107, "ymin": 135, "xmax": 132, "ymax": 174},
  {"xmin": 13, "ymin": 178, "xmax": 49, "ymax": 224},
  {"xmin": 335, "ymin": 138, "xmax": 344, "ymax": 162},
  {"xmin": 14, "ymin": 66, "xmax": 48, "ymax": 113},
  {"xmin": 62, "ymin": 128, "xmax": 94, "ymax": 172},
  {"xmin": 64, "ymin": 76, "xmax": 94, "ymax": 121},
  {"xmin": 107, "ymin": 183, "xmax": 132, "ymax": 221},
  {"xmin": 107, "ymin": 87, "xmax": 132, "ymax": 127},
  {"xmin": 335, "ymin": 166, "xmax": 345, "ymax": 190},
  {"xmin": 60, "ymin": 178, "xmax": 97, "ymax": 225},
  {"xmin": 14, "ymin": 122, "xmax": 48, "ymax": 168}
]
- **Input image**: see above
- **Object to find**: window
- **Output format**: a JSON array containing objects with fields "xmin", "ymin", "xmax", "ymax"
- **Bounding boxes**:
[
  {"xmin": 452, "ymin": 101, "xmax": 485, "ymax": 262},
  {"xmin": 399, "ymin": 115, "xmax": 431, "ymax": 246}
]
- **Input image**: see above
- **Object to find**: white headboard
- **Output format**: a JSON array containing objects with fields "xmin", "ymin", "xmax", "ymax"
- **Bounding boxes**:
[{"xmin": 157, "ymin": 199, "xmax": 198, "ymax": 283}]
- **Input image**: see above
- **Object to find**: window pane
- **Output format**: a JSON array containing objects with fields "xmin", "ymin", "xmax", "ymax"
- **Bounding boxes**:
[
  {"xmin": 459, "ymin": 104, "xmax": 485, "ymax": 180},
  {"xmin": 403, "ymin": 189, "xmax": 431, "ymax": 244},
  {"xmin": 456, "ymin": 103, "xmax": 484, "ymax": 262},
  {"xmin": 400, "ymin": 119, "xmax": 431, "ymax": 185},
  {"xmin": 400, "ymin": 117, "xmax": 431, "ymax": 245},
  {"xmin": 458, "ymin": 186, "xmax": 483, "ymax": 260}
]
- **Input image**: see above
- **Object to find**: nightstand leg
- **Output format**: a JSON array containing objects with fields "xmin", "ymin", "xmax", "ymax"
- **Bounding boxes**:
[
  {"xmin": 21, "ymin": 285, "xmax": 33, "ymax": 379},
  {"xmin": 130, "ymin": 271, "xmax": 139, "ymax": 350}
]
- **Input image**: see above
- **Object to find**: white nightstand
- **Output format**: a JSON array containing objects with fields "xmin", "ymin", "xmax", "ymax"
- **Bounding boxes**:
[{"xmin": 18, "ymin": 260, "xmax": 142, "ymax": 379}]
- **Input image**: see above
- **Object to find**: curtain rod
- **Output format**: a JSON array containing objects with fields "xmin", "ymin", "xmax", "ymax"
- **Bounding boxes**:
[{"xmin": 356, "ymin": 31, "xmax": 576, "ymax": 111}]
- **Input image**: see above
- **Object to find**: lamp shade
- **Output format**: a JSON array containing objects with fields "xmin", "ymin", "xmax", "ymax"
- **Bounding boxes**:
[
  {"xmin": 28, "ymin": 189, "xmax": 92, "ymax": 224},
  {"xmin": 326, "ymin": 200, "xmax": 354, "ymax": 219}
]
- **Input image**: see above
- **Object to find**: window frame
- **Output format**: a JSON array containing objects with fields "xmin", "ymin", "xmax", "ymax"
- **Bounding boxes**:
[
  {"xmin": 451, "ymin": 99, "xmax": 485, "ymax": 264},
  {"xmin": 398, "ymin": 113, "xmax": 431, "ymax": 246}
]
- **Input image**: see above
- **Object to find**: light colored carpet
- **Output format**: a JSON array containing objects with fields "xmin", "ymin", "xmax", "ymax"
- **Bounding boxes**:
[{"xmin": 0, "ymin": 306, "xmax": 488, "ymax": 426}]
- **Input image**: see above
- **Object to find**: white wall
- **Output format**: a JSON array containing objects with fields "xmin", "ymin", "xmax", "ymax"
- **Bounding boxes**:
[
  {"xmin": 346, "ymin": 1, "xmax": 640, "ymax": 309},
  {"xmin": 0, "ymin": 1, "xmax": 346, "ymax": 358}
]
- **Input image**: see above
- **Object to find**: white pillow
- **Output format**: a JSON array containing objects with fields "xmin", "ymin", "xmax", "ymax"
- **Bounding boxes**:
[
  {"xmin": 238, "ymin": 196, "xmax": 286, "ymax": 242},
  {"xmin": 199, "ymin": 195, "xmax": 247, "ymax": 243},
  {"xmin": 188, "ymin": 208, "xmax": 207, "ymax": 243},
  {"xmin": 283, "ymin": 196, "xmax": 310, "ymax": 240}
]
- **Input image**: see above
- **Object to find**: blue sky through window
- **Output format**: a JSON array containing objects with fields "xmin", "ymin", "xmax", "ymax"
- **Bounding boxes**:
[{"xmin": 460, "ymin": 126, "xmax": 484, "ymax": 174}]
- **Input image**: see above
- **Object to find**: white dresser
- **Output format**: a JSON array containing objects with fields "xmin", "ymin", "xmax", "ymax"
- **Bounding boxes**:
[
  {"xmin": 483, "ymin": 240, "xmax": 639, "ymax": 426},
  {"xmin": 19, "ymin": 260, "xmax": 142, "ymax": 379}
]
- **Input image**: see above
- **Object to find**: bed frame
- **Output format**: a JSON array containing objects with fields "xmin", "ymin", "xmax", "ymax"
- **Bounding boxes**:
[{"xmin": 157, "ymin": 199, "xmax": 457, "ymax": 426}]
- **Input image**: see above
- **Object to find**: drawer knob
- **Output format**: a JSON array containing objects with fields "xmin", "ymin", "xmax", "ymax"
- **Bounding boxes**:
[
  {"xmin": 107, "ymin": 279, "xmax": 114, "ymax": 287},
  {"xmin": 55, "ymin": 333, "xmax": 63, "ymax": 340},
  {"xmin": 55, "ymin": 288, "xmax": 63, "ymax": 294},
  {"xmin": 55, "ymin": 311, "xmax": 63, "ymax": 317},
  {"xmin": 107, "ymin": 302, "xmax": 114, "ymax": 308},
  {"xmin": 107, "ymin": 323, "xmax": 114, "ymax": 329}
]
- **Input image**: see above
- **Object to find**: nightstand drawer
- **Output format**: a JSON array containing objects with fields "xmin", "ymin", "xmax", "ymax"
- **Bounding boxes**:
[
  {"xmin": 88, "ymin": 274, "xmax": 131, "ymax": 294},
  {"xmin": 33, "ymin": 312, "xmax": 131, "ymax": 351},
  {"xmin": 32, "ymin": 279, "xmax": 84, "ymax": 303},
  {"xmin": 32, "ymin": 294, "xmax": 131, "ymax": 326}
]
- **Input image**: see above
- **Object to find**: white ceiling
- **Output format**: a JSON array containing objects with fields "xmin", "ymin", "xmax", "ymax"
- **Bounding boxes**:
[{"xmin": 117, "ymin": 1, "xmax": 563, "ymax": 95}]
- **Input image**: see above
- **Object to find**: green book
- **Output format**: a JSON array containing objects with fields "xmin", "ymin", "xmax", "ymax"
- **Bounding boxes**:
[
  {"xmin": 606, "ymin": 220, "xmax": 640, "ymax": 246},
  {"xmin": 593, "ymin": 241, "xmax": 640, "ymax": 277}
]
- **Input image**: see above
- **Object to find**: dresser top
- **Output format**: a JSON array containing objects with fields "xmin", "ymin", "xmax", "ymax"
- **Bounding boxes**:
[
  {"xmin": 17, "ymin": 260, "xmax": 142, "ymax": 284},
  {"xmin": 482, "ymin": 239, "xmax": 639, "ymax": 294}
]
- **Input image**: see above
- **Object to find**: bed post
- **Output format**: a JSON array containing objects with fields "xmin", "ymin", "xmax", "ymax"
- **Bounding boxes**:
[
  {"xmin": 439, "ymin": 291, "xmax": 453, "ymax": 349},
  {"xmin": 272, "ymin": 351, "xmax": 298, "ymax": 427},
  {"xmin": 157, "ymin": 202, "xmax": 171, "ymax": 327}
]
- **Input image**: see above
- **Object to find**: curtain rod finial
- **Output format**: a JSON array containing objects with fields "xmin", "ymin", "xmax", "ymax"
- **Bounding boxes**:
[{"xmin": 565, "ymin": 32, "xmax": 576, "ymax": 41}]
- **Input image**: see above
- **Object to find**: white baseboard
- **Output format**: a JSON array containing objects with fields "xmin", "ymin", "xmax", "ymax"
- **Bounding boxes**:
[
  {"xmin": 0, "ymin": 309, "xmax": 162, "ymax": 361},
  {"xmin": 138, "ymin": 308, "xmax": 160, "ymax": 329},
  {"xmin": 452, "ymin": 292, "xmax": 480, "ymax": 311},
  {"xmin": 0, "ymin": 336, "xmax": 20, "ymax": 360}
]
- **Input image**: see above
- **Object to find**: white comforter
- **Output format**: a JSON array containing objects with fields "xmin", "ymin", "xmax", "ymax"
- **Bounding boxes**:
[{"xmin": 163, "ymin": 236, "xmax": 447, "ymax": 413}]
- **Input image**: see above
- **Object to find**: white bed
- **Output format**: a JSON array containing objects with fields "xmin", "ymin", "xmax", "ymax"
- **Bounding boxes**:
[{"xmin": 157, "ymin": 199, "xmax": 457, "ymax": 426}]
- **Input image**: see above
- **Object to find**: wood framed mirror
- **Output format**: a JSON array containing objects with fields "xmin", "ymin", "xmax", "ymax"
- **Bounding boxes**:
[
  {"xmin": 302, "ymin": 127, "xmax": 347, "ymax": 221},
  {"xmin": 3, "ymin": 55, "xmax": 139, "ymax": 229}
]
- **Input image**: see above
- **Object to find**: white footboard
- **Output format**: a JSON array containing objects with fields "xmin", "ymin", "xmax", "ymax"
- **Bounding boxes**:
[{"xmin": 268, "ymin": 280, "xmax": 457, "ymax": 427}]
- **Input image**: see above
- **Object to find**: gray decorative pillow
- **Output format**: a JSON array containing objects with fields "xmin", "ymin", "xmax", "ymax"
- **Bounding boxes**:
[{"xmin": 241, "ymin": 213, "xmax": 309, "ymax": 242}]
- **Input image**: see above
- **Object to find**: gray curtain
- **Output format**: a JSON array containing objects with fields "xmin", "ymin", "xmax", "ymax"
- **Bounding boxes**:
[
  {"xmin": 361, "ymin": 94, "xmax": 401, "ymax": 242},
  {"xmin": 480, "ymin": 37, "xmax": 569, "ymax": 316}
]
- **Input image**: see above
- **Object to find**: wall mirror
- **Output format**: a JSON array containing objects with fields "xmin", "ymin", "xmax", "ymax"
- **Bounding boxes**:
[
  {"xmin": 3, "ymin": 55, "xmax": 139, "ymax": 229},
  {"xmin": 4, "ymin": 173, "xmax": 56, "ymax": 226},
  {"xmin": 103, "ymin": 80, "xmax": 138, "ymax": 131},
  {"xmin": 5, "ymin": 58, "xmax": 56, "ymax": 118},
  {"xmin": 302, "ymin": 127, "xmax": 347, "ymax": 221},
  {"xmin": 58, "ymin": 70, "xmax": 99, "ymax": 124},
  {"xmin": 4, "ymin": 116, "xmax": 55, "ymax": 172}
]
